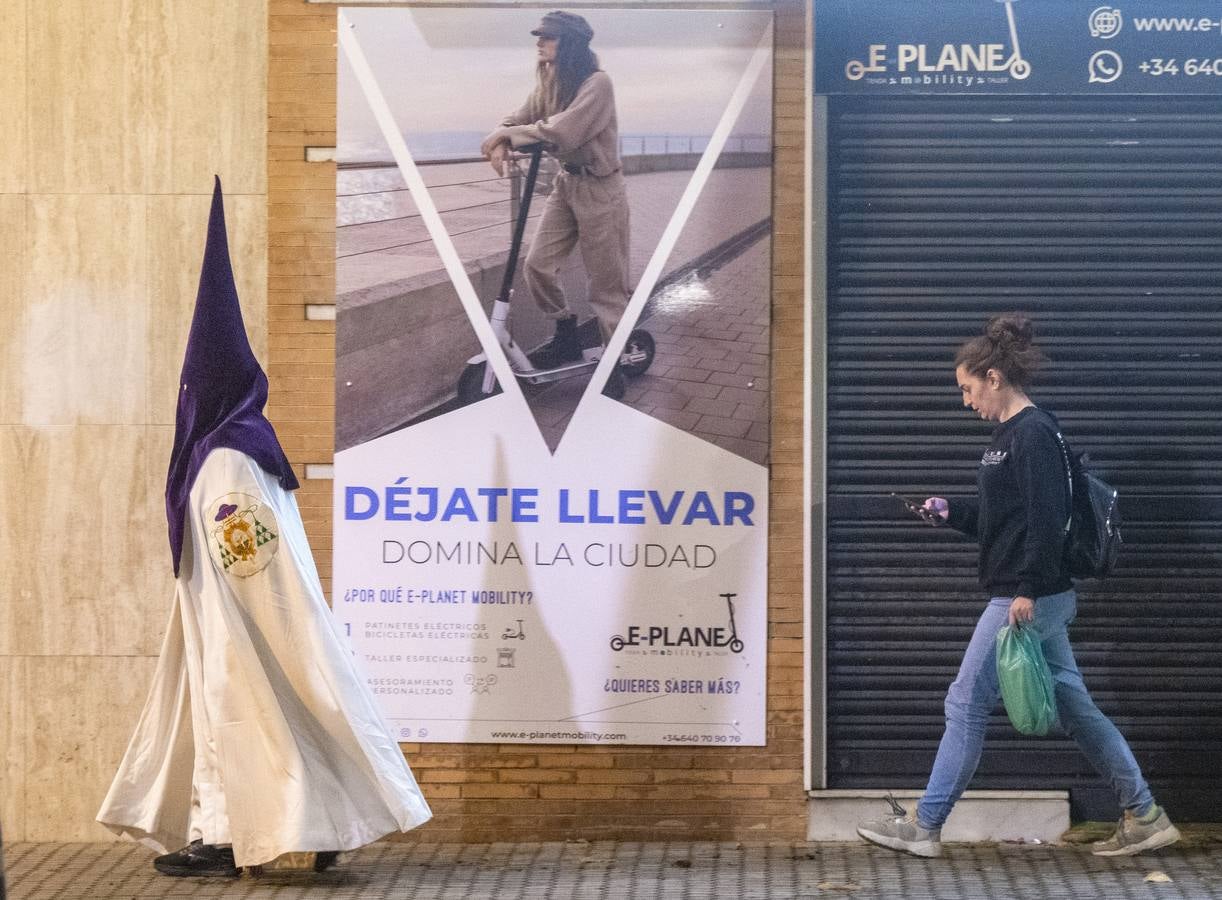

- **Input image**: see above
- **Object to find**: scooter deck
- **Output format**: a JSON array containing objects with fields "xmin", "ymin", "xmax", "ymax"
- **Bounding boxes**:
[{"xmin": 515, "ymin": 348, "xmax": 603, "ymax": 385}]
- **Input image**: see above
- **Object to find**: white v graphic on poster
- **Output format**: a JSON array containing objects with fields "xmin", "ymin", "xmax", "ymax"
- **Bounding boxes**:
[
  {"xmin": 560, "ymin": 24, "xmax": 774, "ymax": 455},
  {"xmin": 341, "ymin": 11, "xmax": 769, "ymax": 457},
  {"xmin": 338, "ymin": 13, "xmax": 545, "ymax": 455}
]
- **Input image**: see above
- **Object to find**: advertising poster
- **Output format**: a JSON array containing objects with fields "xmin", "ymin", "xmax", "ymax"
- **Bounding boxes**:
[{"xmin": 333, "ymin": 8, "xmax": 773, "ymax": 745}]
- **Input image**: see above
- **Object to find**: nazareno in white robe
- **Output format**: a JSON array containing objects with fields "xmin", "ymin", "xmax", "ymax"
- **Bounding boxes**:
[{"xmin": 97, "ymin": 448, "xmax": 431, "ymax": 866}]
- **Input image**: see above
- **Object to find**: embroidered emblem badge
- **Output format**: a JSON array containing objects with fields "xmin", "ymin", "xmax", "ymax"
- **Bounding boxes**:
[
  {"xmin": 205, "ymin": 493, "xmax": 279, "ymax": 577},
  {"xmin": 981, "ymin": 449, "xmax": 1009, "ymax": 466}
]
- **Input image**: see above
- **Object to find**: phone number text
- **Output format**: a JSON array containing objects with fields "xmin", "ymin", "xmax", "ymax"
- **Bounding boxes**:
[
  {"xmin": 661, "ymin": 733, "xmax": 742, "ymax": 744},
  {"xmin": 1139, "ymin": 58, "xmax": 1222, "ymax": 76}
]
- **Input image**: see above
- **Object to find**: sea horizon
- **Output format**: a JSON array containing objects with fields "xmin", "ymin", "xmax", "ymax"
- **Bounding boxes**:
[{"xmin": 339, "ymin": 130, "xmax": 769, "ymax": 165}]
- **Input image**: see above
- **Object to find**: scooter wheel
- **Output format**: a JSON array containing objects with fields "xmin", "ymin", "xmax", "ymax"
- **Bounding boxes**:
[
  {"xmin": 457, "ymin": 362, "xmax": 501, "ymax": 405},
  {"xmin": 619, "ymin": 329, "xmax": 655, "ymax": 377}
]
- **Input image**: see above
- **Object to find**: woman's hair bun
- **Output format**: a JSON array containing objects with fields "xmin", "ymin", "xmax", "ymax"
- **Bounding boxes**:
[
  {"xmin": 984, "ymin": 313, "xmax": 1033, "ymax": 349},
  {"xmin": 955, "ymin": 311, "xmax": 1046, "ymax": 389}
]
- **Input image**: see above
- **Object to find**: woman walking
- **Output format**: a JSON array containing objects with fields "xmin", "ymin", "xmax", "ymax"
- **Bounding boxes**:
[
  {"xmin": 480, "ymin": 10, "xmax": 629, "ymax": 367},
  {"xmin": 857, "ymin": 313, "xmax": 1179, "ymax": 858}
]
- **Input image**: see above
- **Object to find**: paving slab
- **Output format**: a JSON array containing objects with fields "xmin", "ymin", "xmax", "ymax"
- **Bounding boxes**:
[
  {"xmin": 6, "ymin": 833, "xmax": 1222, "ymax": 900},
  {"xmin": 616, "ymin": 238, "xmax": 771, "ymax": 465}
]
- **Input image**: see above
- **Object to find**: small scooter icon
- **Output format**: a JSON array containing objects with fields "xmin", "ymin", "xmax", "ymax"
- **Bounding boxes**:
[
  {"xmin": 997, "ymin": 0, "xmax": 1031, "ymax": 79},
  {"xmin": 720, "ymin": 592, "xmax": 745, "ymax": 654}
]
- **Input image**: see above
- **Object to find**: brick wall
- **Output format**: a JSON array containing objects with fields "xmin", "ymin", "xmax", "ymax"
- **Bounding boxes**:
[{"xmin": 267, "ymin": 0, "xmax": 809, "ymax": 842}]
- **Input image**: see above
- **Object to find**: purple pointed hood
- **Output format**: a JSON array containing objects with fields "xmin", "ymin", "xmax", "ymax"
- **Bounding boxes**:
[{"xmin": 166, "ymin": 177, "xmax": 299, "ymax": 575}]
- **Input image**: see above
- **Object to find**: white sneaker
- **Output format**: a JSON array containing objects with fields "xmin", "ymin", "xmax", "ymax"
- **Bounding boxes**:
[
  {"xmin": 857, "ymin": 796, "xmax": 943, "ymax": 858},
  {"xmin": 1091, "ymin": 807, "xmax": 1181, "ymax": 857}
]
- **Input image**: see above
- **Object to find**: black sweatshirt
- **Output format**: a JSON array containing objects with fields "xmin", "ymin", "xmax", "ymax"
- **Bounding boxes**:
[{"xmin": 946, "ymin": 406, "xmax": 1073, "ymax": 600}]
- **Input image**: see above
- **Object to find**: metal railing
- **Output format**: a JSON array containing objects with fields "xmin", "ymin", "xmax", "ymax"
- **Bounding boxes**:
[
  {"xmin": 336, "ymin": 134, "xmax": 772, "ymax": 255},
  {"xmin": 618, "ymin": 133, "xmax": 771, "ymax": 156},
  {"xmin": 338, "ymin": 153, "xmax": 555, "ymax": 258},
  {"xmin": 335, "ymin": 133, "xmax": 772, "ymax": 172}
]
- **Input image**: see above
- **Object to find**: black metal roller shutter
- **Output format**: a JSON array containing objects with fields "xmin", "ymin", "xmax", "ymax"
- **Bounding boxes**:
[{"xmin": 824, "ymin": 95, "xmax": 1222, "ymax": 821}]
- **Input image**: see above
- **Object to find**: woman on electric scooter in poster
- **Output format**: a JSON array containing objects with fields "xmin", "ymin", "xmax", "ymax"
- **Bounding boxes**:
[{"xmin": 480, "ymin": 10, "xmax": 630, "ymax": 369}]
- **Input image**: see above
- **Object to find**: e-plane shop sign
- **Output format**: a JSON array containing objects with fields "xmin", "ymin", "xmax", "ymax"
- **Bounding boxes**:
[{"xmin": 815, "ymin": 0, "xmax": 1222, "ymax": 95}]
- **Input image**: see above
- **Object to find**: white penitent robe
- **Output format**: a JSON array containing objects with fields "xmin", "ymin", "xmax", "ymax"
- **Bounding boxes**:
[{"xmin": 97, "ymin": 448, "xmax": 431, "ymax": 866}]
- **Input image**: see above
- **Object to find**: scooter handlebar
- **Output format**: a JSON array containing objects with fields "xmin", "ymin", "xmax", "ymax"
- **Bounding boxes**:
[{"xmin": 510, "ymin": 140, "xmax": 546, "ymax": 155}]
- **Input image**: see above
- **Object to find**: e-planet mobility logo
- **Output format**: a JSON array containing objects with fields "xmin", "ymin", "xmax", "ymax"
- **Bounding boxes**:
[
  {"xmin": 609, "ymin": 592, "xmax": 745, "ymax": 654},
  {"xmin": 844, "ymin": 0, "xmax": 1031, "ymax": 86}
]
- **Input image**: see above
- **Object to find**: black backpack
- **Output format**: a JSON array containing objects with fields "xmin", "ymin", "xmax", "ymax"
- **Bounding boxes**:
[{"xmin": 1053, "ymin": 431, "xmax": 1122, "ymax": 579}]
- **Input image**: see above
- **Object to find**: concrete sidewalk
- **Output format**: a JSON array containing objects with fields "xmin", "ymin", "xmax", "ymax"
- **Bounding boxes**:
[{"xmin": 6, "ymin": 831, "xmax": 1222, "ymax": 899}]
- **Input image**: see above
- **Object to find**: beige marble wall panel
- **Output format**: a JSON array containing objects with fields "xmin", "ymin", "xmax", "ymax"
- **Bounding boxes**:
[
  {"xmin": 1, "ymin": 426, "xmax": 155, "ymax": 657},
  {"xmin": 0, "ymin": 428, "xmax": 22, "ymax": 657},
  {"xmin": 0, "ymin": 0, "xmax": 26, "ymax": 194},
  {"xmin": 23, "ymin": 655, "xmax": 158, "ymax": 842},
  {"xmin": 148, "ymin": 195, "xmax": 268, "ymax": 425},
  {"xmin": 26, "ymin": 1, "xmax": 153, "ymax": 194},
  {"xmin": 142, "ymin": 425, "xmax": 177, "ymax": 655},
  {"xmin": 0, "ymin": 198, "xmax": 24, "ymax": 425},
  {"xmin": 24, "ymin": 195, "xmax": 148, "ymax": 427},
  {"xmin": 149, "ymin": 0, "xmax": 268, "ymax": 195},
  {"xmin": 0, "ymin": 657, "xmax": 25, "ymax": 840}
]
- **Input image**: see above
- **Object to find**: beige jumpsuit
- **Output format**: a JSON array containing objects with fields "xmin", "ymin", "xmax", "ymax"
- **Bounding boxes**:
[{"xmin": 500, "ymin": 70, "xmax": 630, "ymax": 343}]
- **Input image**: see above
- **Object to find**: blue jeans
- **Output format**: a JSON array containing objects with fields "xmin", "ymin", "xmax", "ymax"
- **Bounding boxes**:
[{"xmin": 916, "ymin": 589, "xmax": 1154, "ymax": 829}]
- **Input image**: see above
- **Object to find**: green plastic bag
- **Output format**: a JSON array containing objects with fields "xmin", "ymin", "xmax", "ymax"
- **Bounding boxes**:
[{"xmin": 995, "ymin": 624, "xmax": 1057, "ymax": 736}]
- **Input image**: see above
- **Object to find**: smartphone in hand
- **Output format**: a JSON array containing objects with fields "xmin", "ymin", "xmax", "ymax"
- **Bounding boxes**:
[{"xmin": 891, "ymin": 493, "xmax": 943, "ymax": 525}]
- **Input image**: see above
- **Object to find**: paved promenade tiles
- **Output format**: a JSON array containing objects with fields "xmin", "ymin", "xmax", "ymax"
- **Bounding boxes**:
[{"xmin": 7, "ymin": 834, "xmax": 1222, "ymax": 899}]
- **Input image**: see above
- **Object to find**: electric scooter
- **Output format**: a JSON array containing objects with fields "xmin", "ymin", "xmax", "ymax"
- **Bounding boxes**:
[{"xmin": 456, "ymin": 143, "xmax": 655, "ymax": 405}]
